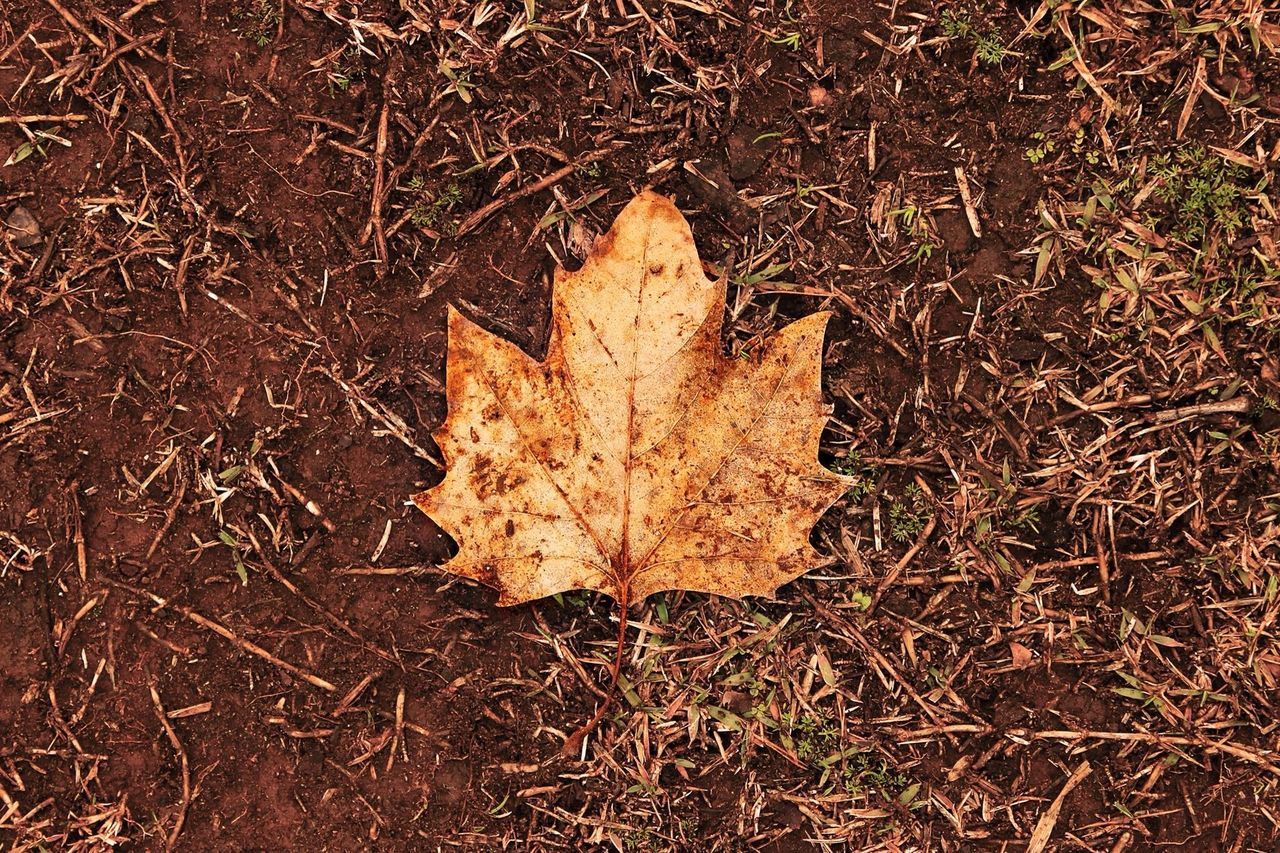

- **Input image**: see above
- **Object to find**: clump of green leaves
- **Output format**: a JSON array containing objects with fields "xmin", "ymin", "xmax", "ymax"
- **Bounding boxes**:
[
  {"xmin": 407, "ymin": 178, "xmax": 464, "ymax": 233},
  {"xmin": 234, "ymin": 0, "xmax": 279, "ymax": 47},
  {"xmin": 940, "ymin": 9, "xmax": 972, "ymax": 38},
  {"xmin": 832, "ymin": 751, "xmax": 918, "ymax": 804},
  {"xmin": 974, "ymin": 30, "xmax": 1008, "ymax": 65},
  {"xmin": 789, "ymin": 712, "xmax": 841, "ymax": 764},
  {"xmin": 939, "ymin": 10, "xmax": 1007, "ymax": 65},
  {"xmin": 217, "ymin": 529, "xmax": 249, "ymax": 586},
  {"xmin": 439, "ymin": 60, "xmax": 477, "ymax": 104},
  {"xmin": 768, "ymin": 30, "xmax": 802, "ymax": 50},
  {"xmin": 1150, "ymin": 145, "xmax": 1250, "ymax": 250},
  {"xmin": 622, "ymin": 828, "xmax": 654, "ymax": 851},
  {"xmin": 1025, "ymin": 131, "xmax": 1056, "ymax": 164},
  {"xmin": 970, "ymin": 460, "xmax": 1042, "ymax": 550},
  {"xmin": 326, "ymin": 45, "xmax": 365, "ymax": 94},
  {"xmin": 1072, "ymin": 142, "xmax": 1270, "ymax": 325},
  {"xmin": 1070, "ymin": 127, "xmax": 1101, "ymax": 165},
  {"xmin": 1028, "ymin": 127, "xmax": 1104, "ymax": 167},
  {"xmin": 787, "ymin": 712, "xmax": 921, "ymax": 804},
  {"xmin": 4, "ymin": 125, "xmax": 65, "ymax": 167},
  {"xmin": 1130, "ymin": 144, "xmax": 1268, "ymax": 299},
  {"xmin": 886, "ymin": 203, "xmax": 937, "ymax": 267},
  {"xmin": 888, "ymin": 483, "xmax": 931, "ymax": 543},
  {"xmin": 830, "ymin": 451, "xmax": 877, "ymax": 503}
]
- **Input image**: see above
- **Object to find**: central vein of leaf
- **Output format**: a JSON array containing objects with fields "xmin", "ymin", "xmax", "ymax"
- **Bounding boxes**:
[{"xmin": 615, "ymin": 230, "xmax": 651, "ymax": 592}]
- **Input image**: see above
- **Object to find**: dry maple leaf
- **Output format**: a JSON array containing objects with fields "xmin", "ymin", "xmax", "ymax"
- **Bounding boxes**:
[{"xmin": 414, "ymin": 191, "xmax": 850, "ymax": 611}]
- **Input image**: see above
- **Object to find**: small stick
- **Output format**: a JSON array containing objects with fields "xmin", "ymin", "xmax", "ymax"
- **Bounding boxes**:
[
  {"xmin": 1019, "ymin": 729, "xmax": 1280, "ymax": 776},
  {"xmin": 42, "ymin": 0, "xmax": 106, "ymax": 48},
  {"xmin": 136, "ymin": 622, "xmax": 192, "ymax": 657},
  {"xmin": 245, "ymin": 530, "xmax": 397, "ymax": 665},
  {"xmin": 290, "ymin": 528, "xmax": 326, "ymax": 569},
  {"xmin": 320, "ymin": 369, "xmax": 441, "ymax": 466},
  {"xmin": 1093, "ymin": 508, "xmax": 1111, "ymax": 603},
  {"xmin": 127, "ymin": 62, "xmax": 186, "ymax": 176},
  {"xmin": 954, "ymin": 166, "xmax": 982, "ymax": 238},
  {"xmin": 334, "ymin": 566, "xmax": 428, "ymax": 576},
  {"xmin": 0, "ymin": 114, "xmax": 90, "ymax": 125},
  {"xmin": 1148, "ymin": 396, "xmax": 1249, "ymax": 424},
  {"xmin": 0, "ymin": 25, "xmax": 37, "ymax": 66},
  {"xmin": 295, "ymin": 113, "xmax": 359, "ymax": 135},
  {"xmin": 271, "ymin": 463, "xmax": 337, "ymax": 532},
  {"xmin": 70, "ymin": 482, "xmax": 87, "ymax": 582},
  {"xmin": 1027, "ymin": 761, "xmax": 1092, "ymax": 853},
  {"xmin": 457, "ymin": 147, "xmax": 617, "ymax": 236},
  {"xmin": 136, "ymin": 445, "xmax": 180, "ymax": 496},
  {"xmin": 57, "ymin": 594, "xmax": 100, "ymax": 657},
  {"xmin": 146, "ymin": 479, "xmax": 187, "ymax": 559},
  {"xmin": 171, "ymin": 234, "xmax": 197, "ymax": 316},
  {"xmin": 121, "ymin": 0, "xmax": 162, "ymax": 20},
  {"xmin": 386, "ymin": 688, "xmax": 405, "ymax": 772},
  {"xmin": 334, "ymin": 671, "xmax": 379, "ymax": 715},
  {"xmin": 150, "ymin": 684, "xmax": 191, "ymax": 851},
  {"xmin": 86, "ymin": 31, "xmax": 166, "ymax": 92},
  {"xmin": 110, "ymin": 579, "xmax": 337, "ymax": 691},
  {"xmin": 361, "ymin": 93, "xmax": 391, "ymax": 265}
]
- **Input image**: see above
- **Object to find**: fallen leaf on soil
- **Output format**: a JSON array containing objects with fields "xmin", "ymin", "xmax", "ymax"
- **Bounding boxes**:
[{"xmin": 414, "ymin": 191, "xmax": 850, "ymax": 609}]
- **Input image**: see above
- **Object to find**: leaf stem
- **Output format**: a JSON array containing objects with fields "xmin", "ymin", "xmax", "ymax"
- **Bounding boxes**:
[{"xmin": 561, "ymin": 590, "xmax": 629, "ymax": 757}]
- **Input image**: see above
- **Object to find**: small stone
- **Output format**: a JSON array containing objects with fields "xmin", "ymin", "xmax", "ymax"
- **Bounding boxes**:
[
  {"xmin": 5, "ymin": 205, "xmax": 41, "ymax": 248},
  {"xmin": 807, "ymin": 85, "xmax": 832, "ymax": 109}
]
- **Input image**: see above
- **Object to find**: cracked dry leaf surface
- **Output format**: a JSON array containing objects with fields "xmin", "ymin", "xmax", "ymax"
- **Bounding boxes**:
[{"xmin": 414, "ymin": 191, "xmax": 850, "ymax": 606}]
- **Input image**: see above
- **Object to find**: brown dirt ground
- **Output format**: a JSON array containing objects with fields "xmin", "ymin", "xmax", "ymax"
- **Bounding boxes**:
[{"xmin": 2, "ymin": 0, "xmax": 1279, "ymax": 850}]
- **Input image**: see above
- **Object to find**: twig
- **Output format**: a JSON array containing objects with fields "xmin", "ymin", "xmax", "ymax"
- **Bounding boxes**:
[
  {"xmin": 456, "ymin": 147, "xmax": 618, "ymax": 237},
  {"xmin": 150, "ymin": 684, "xmax": 191, "ymax": 851},
  {"xmin": 954, "ymin": 166, "xmax": 982, "ymax": 239},
  {"xmin": 109, "ymin": 579, "xmax": 337, "ymax": 691},
  {"xmin": 171, "ymin": 234, "xmax": 197, "ymax": 317},
  {"xmin": 121, "ymin": 0, "xmax": 162, "ymax": 21},
  {"xmin": 245, "ymin": 530, "xmax": 398, "ymax": 666},
  {"xmin": 360, "ymin": 85, "xmax": 392, "ymax": 266},
  {"xmin": 1093, "ymin": 507, "xmax": 1111, "ymax": 603},
  {"xmin": 386, "ymin": 688, "xmax": 405, "ymax": 772},
  {"xmin": 320, "ymin": 368, "xmax": 441, "ymax": 466},
  {"xmin": 1148, "ymin": 396, "xmax": 1249, "ymax": 424},
  {"xmin": 70, "ymin": 483, "xmax": 87, "ymax": 582},
  {"xmin": 1027, "ymin": 761, "xmax": 1092, "ymax": 853},
  {"xmin": 0, "ymin": 114, "xmax": 89, "ymax": 125},
  {"xmin": 1018, "ymin": 729, "xmax": 1280, "ymax": 777},
  {"xmin": 42, "ymin": 0, "xmax": 106, "ymax": 48},
  {"xmin": 269, "ymin": 461, "xmax": 337, "ymax": 532}
]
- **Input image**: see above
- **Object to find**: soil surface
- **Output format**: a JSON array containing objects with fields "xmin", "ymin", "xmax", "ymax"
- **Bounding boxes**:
[{"xmin": 2, "ymin": 1, "xmax": 1279, "ymax": 850}]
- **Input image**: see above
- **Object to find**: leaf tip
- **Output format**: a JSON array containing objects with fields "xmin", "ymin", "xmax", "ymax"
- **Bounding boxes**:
[{"xmin": 410, "ymin": 489, "xmax": 434, "ymax": 515}]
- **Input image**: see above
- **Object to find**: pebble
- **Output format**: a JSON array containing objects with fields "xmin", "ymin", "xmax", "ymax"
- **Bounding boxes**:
[{"xmin": 4, "ymin": 205, "xmax": 41, "ymax": 248}]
